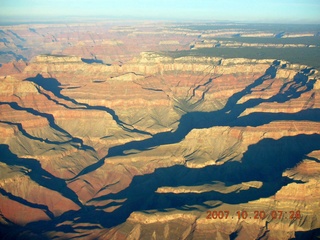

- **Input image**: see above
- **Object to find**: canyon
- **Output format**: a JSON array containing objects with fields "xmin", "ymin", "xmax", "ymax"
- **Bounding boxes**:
[{"xmin": 0, "ymin": 21, "xmax": 320, "ymax": 239}]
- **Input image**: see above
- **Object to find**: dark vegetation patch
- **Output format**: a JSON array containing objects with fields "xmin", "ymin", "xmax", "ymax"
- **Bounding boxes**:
[
  {"xmin": 178, "ymin": 23, "xmax": 320, "ymax": 33},
  {"xmin": 165, "ymin": 47, "xmax": 320, "ymax": 68},
  {"xmin": 214, "ymin": 36, "xmax": 320, "ymax": 46}
]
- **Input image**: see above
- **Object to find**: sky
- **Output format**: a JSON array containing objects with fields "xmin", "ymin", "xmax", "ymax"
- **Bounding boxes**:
[{"xmin": 1, "ymin": 0, "xmax": 320, "ymax": 24}]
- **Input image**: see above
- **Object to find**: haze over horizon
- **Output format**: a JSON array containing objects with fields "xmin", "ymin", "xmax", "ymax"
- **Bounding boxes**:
[{"xmin": 1, "ymin": 0, "xmax": 320, "ymax": 24}]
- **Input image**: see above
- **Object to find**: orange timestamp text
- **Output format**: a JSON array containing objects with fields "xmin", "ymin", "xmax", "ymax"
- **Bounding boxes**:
[{"xmin": 206, "ymin": 210, "xmax": 301, "ymax": 220}]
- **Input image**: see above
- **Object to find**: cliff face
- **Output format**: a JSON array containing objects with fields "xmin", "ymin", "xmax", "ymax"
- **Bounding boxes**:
[{"xmin": 0, "ymin": 53, "xmax": 320, "ymax": 239}]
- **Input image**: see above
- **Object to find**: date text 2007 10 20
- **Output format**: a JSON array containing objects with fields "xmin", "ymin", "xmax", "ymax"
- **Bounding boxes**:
[{"xmin": 206, "ymin": 210, "xmax": 301, "ymax": 220}]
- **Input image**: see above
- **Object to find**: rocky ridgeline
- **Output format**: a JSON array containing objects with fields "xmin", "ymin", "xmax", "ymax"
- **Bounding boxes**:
[{"xmin": 22, "ymin": 52, "xmax": 318, "ymax": 75}]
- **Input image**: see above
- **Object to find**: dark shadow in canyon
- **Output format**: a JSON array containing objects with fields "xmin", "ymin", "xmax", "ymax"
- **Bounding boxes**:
[
  {"xmin": 72, "ymin": 62, "xmax": 318, "ymax": 179},
  {"xmin": 0, "ymin": 222, "xmax": 48, "ymax": 240},
  {"xmin": 0, "ymin": 102, "xmax": 69, "ymax": 137},
  {"xmin": 23, "ymin": 133, "xmax": 320, "ymax": 234},
  {"xmin": 25, "ymin": 74, "xmax": 151, "ymax": 136},
  {"xmin": 81, "ymin": 58, "xmax": 105, "ymax": 64},
  {"xmin": 25, "ymin": 74, "xmax": 83, "ymax": 105},
  {"xmin": 0, "ymin": 144, "xmax": 82, "ymax": 208},
  {"xmin": 291, "ymin": 228, "xmax": 320, "ymax": 240},
  {"xmin": 0, "ymin": 102, "xmax": 94, "ymax": 151},
  {"xmin": 89, "ymin": 133, "xmax": 320, "ymax": 228},
  {"xmin": 0, "ymin": 188, "xmax": 54, "ymax": 219}
]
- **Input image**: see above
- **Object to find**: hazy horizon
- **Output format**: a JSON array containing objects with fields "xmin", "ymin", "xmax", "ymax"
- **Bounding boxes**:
[{"xmin": 1, "ymin": 0, "xmax": 320, "ymax": 24}]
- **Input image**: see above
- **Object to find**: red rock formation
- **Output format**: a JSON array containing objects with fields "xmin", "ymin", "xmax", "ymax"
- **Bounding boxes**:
[{"xmin": 0, "ymin": 50, "xmax": 319, "ymax": 240}]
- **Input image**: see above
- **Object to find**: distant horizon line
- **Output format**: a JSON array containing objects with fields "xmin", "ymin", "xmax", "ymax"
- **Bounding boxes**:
[{"xmin": 1, "ymin": 15, "xmax": 320, "ymax": 26}]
